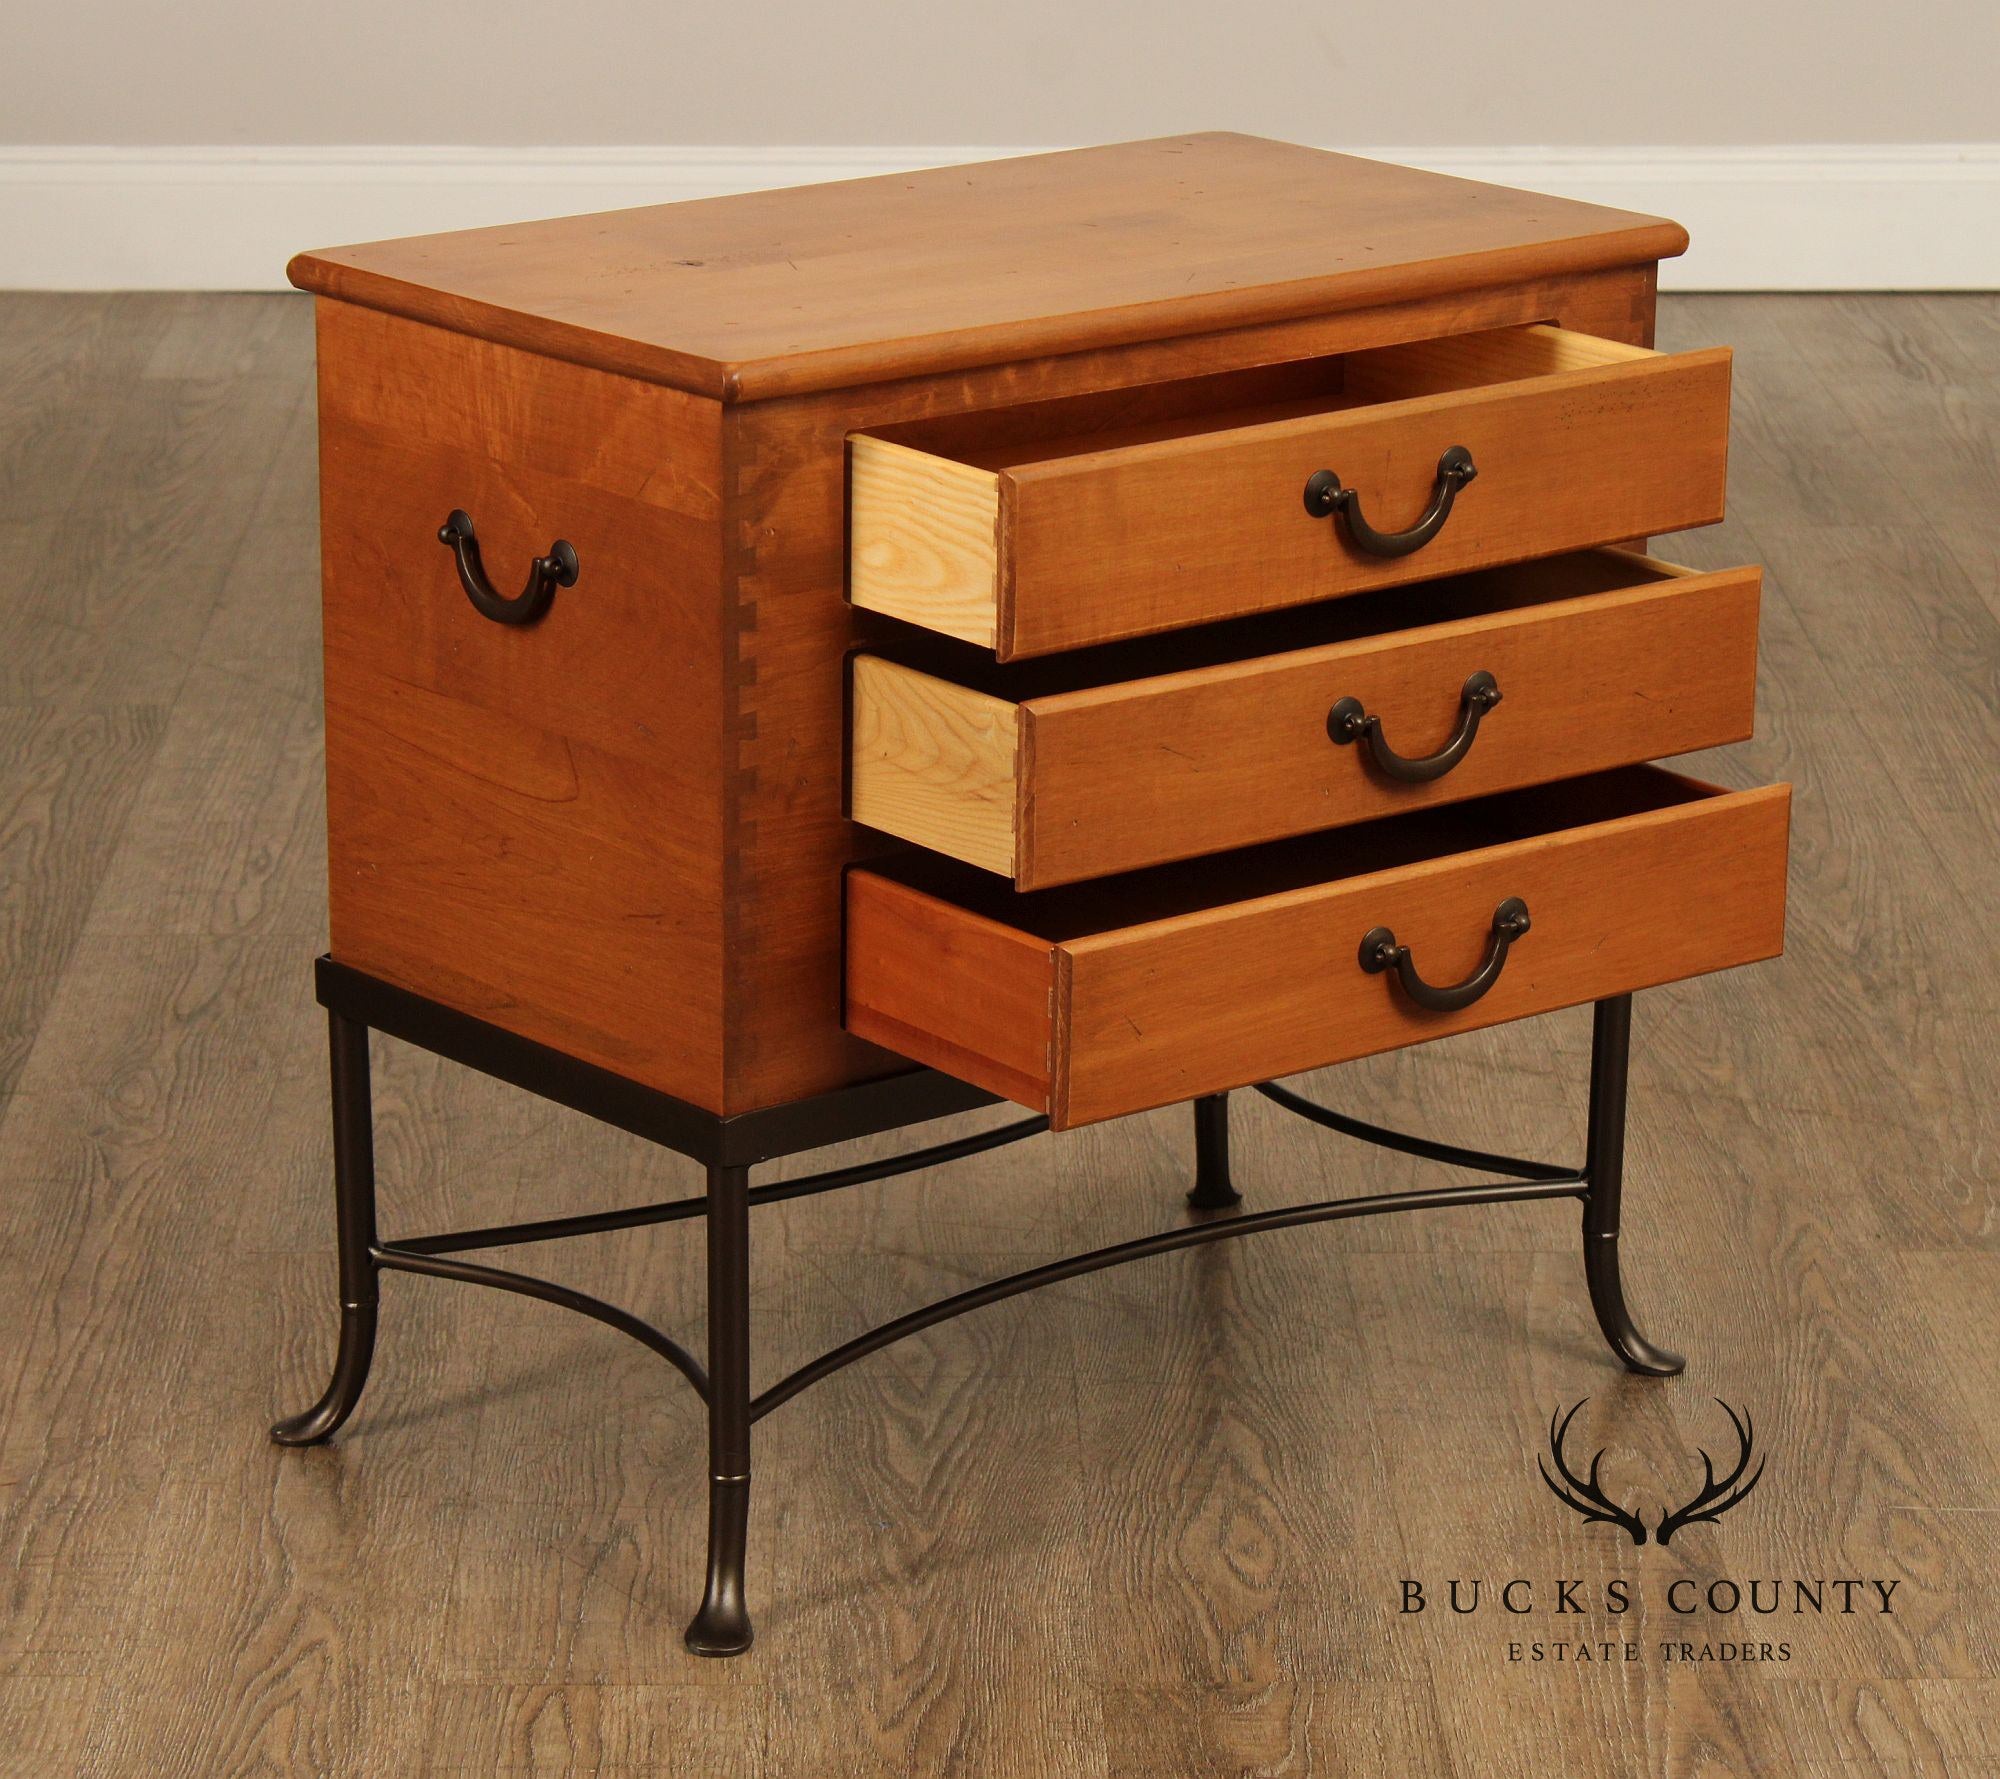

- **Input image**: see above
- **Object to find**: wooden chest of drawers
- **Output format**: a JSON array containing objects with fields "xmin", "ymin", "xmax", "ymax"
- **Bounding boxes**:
[
  {"xmin": 278, "ymin": 133, "xmax": 1790, "ymax": 1654},
  {"xmin": 289, "ymin": 133, "xmax": 1787, "ymax": 1127}
]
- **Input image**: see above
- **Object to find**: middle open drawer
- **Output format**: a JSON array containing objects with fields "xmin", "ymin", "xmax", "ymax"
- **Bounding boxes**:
[{"xmin": 850, "ymin": 548, "xmax": 1760, "ymax": 888}]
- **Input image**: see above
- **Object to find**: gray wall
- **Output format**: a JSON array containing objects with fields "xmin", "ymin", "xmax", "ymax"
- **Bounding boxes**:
[{"xmin": 8, "ymin": 0, "xmax": 1996, "ymax": 146}]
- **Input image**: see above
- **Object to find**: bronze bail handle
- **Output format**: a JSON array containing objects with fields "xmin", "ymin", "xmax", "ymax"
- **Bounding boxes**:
[
  {"xmin": 1304, "ymin": 445, "xmax": 1478, "ymax": 558},
  {"xmin": 437, "ymin": 509, "xmax": 579, "ymax": 626},
  {"xmin": 1328, "ymin": 670, "xmax": 1502, "ymax": 782},
  {"xmin": 1359, "ymin": 896, "xmax": 1531, "ymax": 1012}
]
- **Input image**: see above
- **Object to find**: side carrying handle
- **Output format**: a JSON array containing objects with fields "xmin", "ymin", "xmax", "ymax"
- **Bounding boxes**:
[
  {"xmin": 1304, "ymin": 445, "xmax": 1477, "ymax": 558},
  {"xmin": 438, "ymin": 509, "xmax": 579, "ymax": 627},
  {"xmin": 1328, "ymin": 670, "xmax": 1502, "ymax": 783},
  {"xmin": 1359, "ymin": 896, "xmax": 1531, "ymax": 1012}
]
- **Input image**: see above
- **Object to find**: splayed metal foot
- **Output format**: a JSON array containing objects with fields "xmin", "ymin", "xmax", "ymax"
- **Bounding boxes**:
[
  {"xmin": 1582, "ymin": 995, "xmax": 1685, "ymax": 1377},
  {"xmin": 272, "ymin": 1009, "xmax": 381, "ymax": 1443}
]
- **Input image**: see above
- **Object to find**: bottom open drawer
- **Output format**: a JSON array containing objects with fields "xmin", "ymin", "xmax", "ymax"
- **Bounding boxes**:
[{"xmin": 845, "ymin": 766, "xmax": 1790, "ymax": 1129}]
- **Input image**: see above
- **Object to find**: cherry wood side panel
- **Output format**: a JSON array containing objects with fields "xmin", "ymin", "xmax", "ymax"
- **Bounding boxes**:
[
  {"xmin": 728, "ymin": 266, "xmax": 1662, "ymax": 1110},
  {"xmin": 289, "ymin": 134, "xmax": 1686, "ymax": 403},
  {"xmin": 315, "ymin": 300, "xmax": 730, "ymax": 1105},
  {"xmin": 1019, "ymin": 561, "xmax": 1763, "ymax": 886},
  {"xmin": 1058, "ymin": 783, "xmax": 1791, "ymax": 1127},
  {"xmin": 999, "ymin": 347, "xmax": 1733, "ymax": 656},
  {"xmin": 843, "ymin": 873, "xmax": 1058, "ymax": 1110}
]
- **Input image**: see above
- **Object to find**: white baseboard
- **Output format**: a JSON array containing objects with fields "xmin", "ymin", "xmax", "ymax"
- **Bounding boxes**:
[{"xmin": 1, "ymin": 143, "xmax": 1995, "ymax": 293}]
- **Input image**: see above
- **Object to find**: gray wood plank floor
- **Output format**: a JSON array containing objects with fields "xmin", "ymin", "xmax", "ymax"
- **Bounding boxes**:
[{"xmin": 0, "ymin": 292, "xmax": 1995, "ymax": 1777}]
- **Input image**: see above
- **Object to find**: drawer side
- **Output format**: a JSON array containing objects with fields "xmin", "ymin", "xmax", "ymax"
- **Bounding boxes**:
[
  {"xmin": 849, "ymin": 655, "xmax": 1022, "ymax": 876},
  {"xmin": 845, "ymin": 871, "xmax": 1060, "ymax": 1111},
  {"xmin": 849, "ymin": 434, "xmax": 1001, "ymax": 647}
]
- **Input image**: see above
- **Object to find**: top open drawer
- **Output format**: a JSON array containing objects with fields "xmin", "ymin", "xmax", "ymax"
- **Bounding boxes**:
[{"xmin": 849, "ymin": 325, "xmax": 1732, "ymax": 659}]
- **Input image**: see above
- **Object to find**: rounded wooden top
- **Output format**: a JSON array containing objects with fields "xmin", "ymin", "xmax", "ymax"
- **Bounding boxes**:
[{"xmin": 288, "ymin": 134, "xmax": 1687, "ymax": 404}]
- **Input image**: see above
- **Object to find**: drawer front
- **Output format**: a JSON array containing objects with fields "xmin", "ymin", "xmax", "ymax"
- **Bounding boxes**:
[
  {"xmin": 851, "ymin": 551, "xmax": 1761, "ymax": 887},
  {"xmin": 846, "ymin": 771, "xmax": 1790, "ymax": 1129},
  {"xmin": 850, "ymin": 325, "xmax": 1732, "ymax": 658}
]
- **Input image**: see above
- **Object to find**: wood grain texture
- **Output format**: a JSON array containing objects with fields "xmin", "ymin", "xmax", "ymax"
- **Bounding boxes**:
[
  {"xmin": 2, "ymin": 285, "xmax": 1998, "ymax": 1779},
  {"xmin": 851, "ymin": 550, "xmax": 1761, "ymax": 887},
  {"xmin": 0, "ymin": 707, "xmax": 168, "ymax": 1098},
  {"xmin": 0, "ymin": 295, "xmax": 302, "ymax": 710},
  {"xmin": 847, "ymin": 435, "xmax": 1000, "ymax": 648},
  {"xmin": 285, "ymin": 134, "xmax": 1687, "ymax": 403},
  {"xmin": 724, "ymin": 268, "xmax": 1662, "ymax": 1110},
  {"xmin": 847, "ymin": 655, "xmax": 1019, "ymax": 878},
  {"xmin": 313, "ymin": 299, "xmax": 731, "ymax": 1107},
  {"xmin": 847, "ymin": 770, "xmax": 1791, "ymax": 1127},
  {"xmin": 851, "ymin": 324, "xmax": 1732, "ymax": 656}
]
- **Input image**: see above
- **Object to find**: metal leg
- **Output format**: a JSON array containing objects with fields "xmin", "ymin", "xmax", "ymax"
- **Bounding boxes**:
[
  {"xmin": 1187, "ymin": 1092, "xmax": 1242, "ymax": 1210},
  {"xmin": 1581, "ymin": 996, "xmax": 1685, "ymax": 1377},
  {"xmin": 684, "ymin": 1161, "xmax": 754, "ymax": 1656},
  {"xmin": 272, "ymin": 1009, "xmax": 381, "ymax": 1445}
]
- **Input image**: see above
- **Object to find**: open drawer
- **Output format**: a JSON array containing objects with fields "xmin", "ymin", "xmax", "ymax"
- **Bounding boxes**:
[
  {"xmin": 850, "ymin": 548, "xmax": 1761, "ymax": 887},
  {"xmin": 846, "ymin": 767, "xmax": 1790, "ymax": 1128},
  {"xmin": 849, "ymin": 324, "xmax": 1732, "ymax": 658}
]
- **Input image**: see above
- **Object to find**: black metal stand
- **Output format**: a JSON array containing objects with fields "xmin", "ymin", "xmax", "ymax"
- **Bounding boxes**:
[{"xmin": 273, "ymin": 957, "xmax": 1683, "ymax": 1656}]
